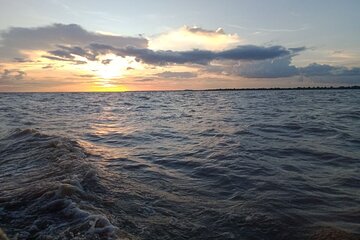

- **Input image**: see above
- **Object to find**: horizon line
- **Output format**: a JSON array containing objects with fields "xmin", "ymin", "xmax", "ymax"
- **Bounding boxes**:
[{"xmin": 0, "ymin": 85, "xmax": 359, "ymax": 94}]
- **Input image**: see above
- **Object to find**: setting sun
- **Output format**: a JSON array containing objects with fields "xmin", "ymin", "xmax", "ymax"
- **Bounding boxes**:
[{"xmin": 82, "ymin": 54, "xmax": 131, "ymax": 79}]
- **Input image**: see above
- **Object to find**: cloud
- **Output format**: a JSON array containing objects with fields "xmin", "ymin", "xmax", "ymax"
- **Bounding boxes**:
[
  {"xmin": 149, "ymin": 26, "xmax": 242, "ymax": 51},
  {"xmin": 217, "ymin": 45, "xmax": 293, "ymax": 61},
  {"xmin": 77, "ymin": 74, "xmax": 96, "ymax": 78},
  {"xmin": 54, "ymin": 45, "xmax": 98, "ymax": 61},
  {"xmin": 42, "ymin": 64, "xmax": 53, "ymax": 69},
  {"xmin": 0, "ymin": 23, "xmax": 147, "ymax": 60},
  {"xmin": 299, "ymin": 63, "xmax": 360, "ymax": 76},
  {"xmin": 187, "ymin": 26, "xmax": 225, "ymax": 34},
  {"xmin": 134, "ymin": 78, "xmax": 156, "ymax": 82},
  {"xmin": 155, "ymin": 71, "xmax": 197, "ymax": 79},
  {"xmin": 46, "ymin": 44, "xmax": 297, "ymax": 65},
  {"xmin": 0, "ymin": 69, "xmax": 26, "ymax": 83},
  {"xmin": 48, "ymin": 49, "xmax": 75, "ymax": 60},
  {"xmin": 42, "ymin": 55, "xmax": 87, "ymax": 65},
  {"xmin": 1, "ymin": 23, "xmax": 358, "ymax": 88},
  {"xmin": 13, "ymin": 57, "xmax": 33, "ymax": 63},
  {"xmin": 101, "ymin": 59, "xmax": 112, "ymax": 65},
  {"xmin": 203, "ymin": 55, "xmax": 360, "ymax": 79},
  {"xmin": 235, "ymin": 55, "xmax": 299, "ymax": 78}
]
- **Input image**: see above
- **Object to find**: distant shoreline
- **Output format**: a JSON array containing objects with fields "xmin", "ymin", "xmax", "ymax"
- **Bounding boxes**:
[
  {"xmin": 1, "ymin": 85, "xmax": 359, "ymax": 93},
  {"xmin": 199, "ymin": 85, "xmax": 360, "ymax": 92}
]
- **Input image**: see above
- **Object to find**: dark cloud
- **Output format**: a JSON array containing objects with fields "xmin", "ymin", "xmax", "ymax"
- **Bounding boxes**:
[
  {"xmin": 134, "ymin": 78, "xmax": 157, "ymax": 82},
  {"xmin": 155, "ymin": 71, "xmax": 197, "ymax": 79},
  {"xmin": 42, "ymin": 55, "xmax": 87, "ymax": 65},
  {"xmin": 121, "ymin": 47, "xmax": 214, "ymax": 65},
  {"xmin": 299, "ymin": 63, "xmax": 360, "ymax": 76},
  {"xmin": 48, "ymin": 49, "xmax": 75, "ymax": 60},
  {"xmin": 235, "ymin": 56, "xmax": 299, "ymax": 78},
  {"xmin": 42, "ymin": 64, "xmax": 53, "ymax": 69},
  {"xmin": 57, "ymin": 45, "xmax": 98, "ymax": 61},
  {"xmin": 0, "ymin": 69, "xmax": 26, "ymax": 83},
  {"xmin": 77, "ymin": 74, "xmax": 96, "ymax": 78},
  {"xmin": 0, "ymin": 23, "xmax": 148, "ymax": 59},
  {"xmin": 45, "ymin": 44, "xmax": 300, "ymax": 65},
  {"xmin": 13, "ymin": 57, "xmax": 33, "ymax": 63},
  {"xmin": 101, "ymin": 59, "xmax": 112, "ymax": 65},
  {"xmin": 118, "ymin": 45, "xmax": 298, "ymax": 64},
  {"xmin": 288, "ymin": 47, "xmax": 307, "ymax": 53},
  {"xmin": 204, "ymin": 57, "xmax": 360, "ymax": 79},
  {"xmin": 217, "ymin": 45, "xmax": 292, "ymax": 61},
  {"xmin": 341, "ymin": 68, "xmax": 360, "ymax": 76},
  {"xmin": 234, "ymin": 61, "xmax": 360, "ymax": 79}
]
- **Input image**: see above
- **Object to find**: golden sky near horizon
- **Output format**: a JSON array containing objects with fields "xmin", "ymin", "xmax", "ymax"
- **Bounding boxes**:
[{"xmin": 0, "ymin": 1, "xmax": 359, "ymax": 91}]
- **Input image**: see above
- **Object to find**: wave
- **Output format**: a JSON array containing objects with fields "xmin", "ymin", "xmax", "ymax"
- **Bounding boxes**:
[
  {"xmin": 0, "ymin": 129, "xmax": 119, "ymax": 239},
  {"xmin": 1, "ymin": 126, "xmax": 359, "ymax": 239}
]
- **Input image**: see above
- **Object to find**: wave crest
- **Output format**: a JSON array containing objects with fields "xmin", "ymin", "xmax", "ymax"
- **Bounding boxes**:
[{"xmin": 0, "ymin": 129, "xmax": 118, "ymax": 239}]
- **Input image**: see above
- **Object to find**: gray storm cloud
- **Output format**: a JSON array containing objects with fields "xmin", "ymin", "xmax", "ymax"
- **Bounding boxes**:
[
  {"xmin": 46, "ymin": 43, "xmax": 298, "ymax": 65},
  {"xmin": 0, "ymin": 23, "xmax": 148, "ymax": 60}
]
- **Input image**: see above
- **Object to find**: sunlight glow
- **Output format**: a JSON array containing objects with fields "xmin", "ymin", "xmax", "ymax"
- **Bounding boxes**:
[
  {"xmin": 149, "ymin": 26, "xmax": 242, "ymax": 51},
  {"xmin": 83, "ymin": 54, "xmax": 129, "ymax": 79}
]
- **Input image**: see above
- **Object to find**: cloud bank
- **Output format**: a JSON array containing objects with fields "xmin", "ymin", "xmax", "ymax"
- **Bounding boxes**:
[
  {"xmin": 45, "ymin": 43, "xmax": 298, "ymax": 65},
  {"xmin": 216, "ymin": 57, "xmax": 360, "ymax": 79},
  {"xmin": 299, "ymin": 63, "xmax": 360, "ymax": 77},
  {"xmin": 0, "ymin": 23, "xmax": 147, "ymax": 60},
  {"xmin": 0, "ymin": 23, "xmax": 359, "ymax": 90}
]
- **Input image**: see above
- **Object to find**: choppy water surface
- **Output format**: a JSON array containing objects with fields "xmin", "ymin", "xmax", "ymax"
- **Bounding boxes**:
[{"xmin": 0, "ymin": 90, "xmax": 359, "ymax": 239}]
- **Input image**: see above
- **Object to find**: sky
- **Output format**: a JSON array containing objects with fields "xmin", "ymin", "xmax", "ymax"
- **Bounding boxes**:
[{"xmin": 0, "ymin": 0, "xmax": 359, "ymax": 91}]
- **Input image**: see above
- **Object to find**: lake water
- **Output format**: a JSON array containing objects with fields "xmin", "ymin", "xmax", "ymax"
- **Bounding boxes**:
[{"xmin": 0, "ymin": 90, "xmax": 359, "ymax": 239}]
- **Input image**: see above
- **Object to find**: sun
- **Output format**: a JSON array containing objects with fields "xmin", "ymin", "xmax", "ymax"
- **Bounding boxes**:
[{"xmin": 85, "ymin": 54, "xmax": 130, "ymax": 79}]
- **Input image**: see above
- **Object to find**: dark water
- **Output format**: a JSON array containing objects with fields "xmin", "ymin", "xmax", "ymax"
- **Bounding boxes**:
[{"xmin": 0, "ymin": 90, "xmax": 359, "ymax": 239}]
